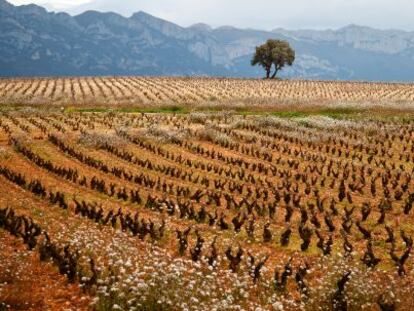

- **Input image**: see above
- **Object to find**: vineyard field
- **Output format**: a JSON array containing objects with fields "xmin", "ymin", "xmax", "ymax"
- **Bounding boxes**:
[
  {"xmin": 1, "ymin": 108, "xmax": 414, "ymax": 310},
  {"xmin": 1, "ymin": 77, "xmax": 414, "ymax": 111}
]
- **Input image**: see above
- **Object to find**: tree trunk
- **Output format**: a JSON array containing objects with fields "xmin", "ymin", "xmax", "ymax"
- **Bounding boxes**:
[
  {"xmin": 271, "ymin": 68, "xmax": 279, "ymax": 79},
  {"xmin": 265, "ymin": 67, "xmax": 271, "ymax": 79},
  {"xmin": 271, "ymin": 64, "xmax": 283, "ymax": 79}
]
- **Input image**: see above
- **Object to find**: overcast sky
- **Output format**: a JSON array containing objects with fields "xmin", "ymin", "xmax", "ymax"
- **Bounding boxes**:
[{"xmin": 8, "ymin": 0, "xmax": 414, "ymax": 31}]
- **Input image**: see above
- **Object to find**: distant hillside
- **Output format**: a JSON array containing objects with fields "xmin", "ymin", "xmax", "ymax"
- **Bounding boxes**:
[{"xmin": 1, "ymin": 0, "xmax": 414, "ymax": 81}]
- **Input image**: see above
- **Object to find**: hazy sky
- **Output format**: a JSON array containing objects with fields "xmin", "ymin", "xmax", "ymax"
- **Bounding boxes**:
[{"xmin": 8, "ymin": 0, "xmax": 414, "ymax": 31}]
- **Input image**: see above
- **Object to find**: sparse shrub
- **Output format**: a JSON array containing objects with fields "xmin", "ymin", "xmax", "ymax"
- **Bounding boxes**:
[
  {"xmin": 188, "ymin": 112, "xmax": 209, "ymax": 124},
  {"xmin": 144, "ymin": 125, "xmax": 189, "ymax": 144},
  {"xmin": 198, "ymin": 125, "xmax": 231, "ymax": 145},
  {"xmin": 0, "ymin": 147, "xmax": 11, "ymax": 160},
  {"xmin": 78, "ymin": 132, "xmax": 125, "ymax": 148},
  {"xmin": 255, "ymin": 115, "xmax": 294, "ymax": 129}
]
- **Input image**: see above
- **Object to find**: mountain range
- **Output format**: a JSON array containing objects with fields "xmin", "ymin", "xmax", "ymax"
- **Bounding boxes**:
[{"xmin": 1, "ymin": 0, "xmax": 414, "ymax": 81}]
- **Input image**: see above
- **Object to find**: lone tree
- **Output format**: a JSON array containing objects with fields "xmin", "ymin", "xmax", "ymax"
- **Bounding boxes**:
[{"xmin": 251, "ymin": 39, "xmax": 295, "ymax": 79}]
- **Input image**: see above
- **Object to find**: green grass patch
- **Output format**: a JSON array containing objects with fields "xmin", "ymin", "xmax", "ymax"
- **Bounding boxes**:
[
  {"xmin": 3, "ymin": 103, "xmax": 414, "ymax": 123},
  {"xmin": 64, "ymin": 105, "xmax": 188, "ymax": 114},
  {"xmin": 270, "ymin": 111, "xmax": 308, "ymax": 118},
  {"xmin": 317, "ymin": 107, "xmax": 365, "ymax": 119},
  {"xmin": 139, "ymin": 106, "xmax": 187, "ymax": 113}
]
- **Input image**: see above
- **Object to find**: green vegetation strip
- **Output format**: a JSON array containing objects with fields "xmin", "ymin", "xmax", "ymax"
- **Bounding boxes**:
[{"xmin": 2, "ymin": 103, "xmax": 414, "ymax": 121}]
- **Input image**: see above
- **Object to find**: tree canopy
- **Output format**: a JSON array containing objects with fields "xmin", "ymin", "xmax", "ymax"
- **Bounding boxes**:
[{"xmin": 251, "ymin": 39, "xmax": 295, "ymax": 79}]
